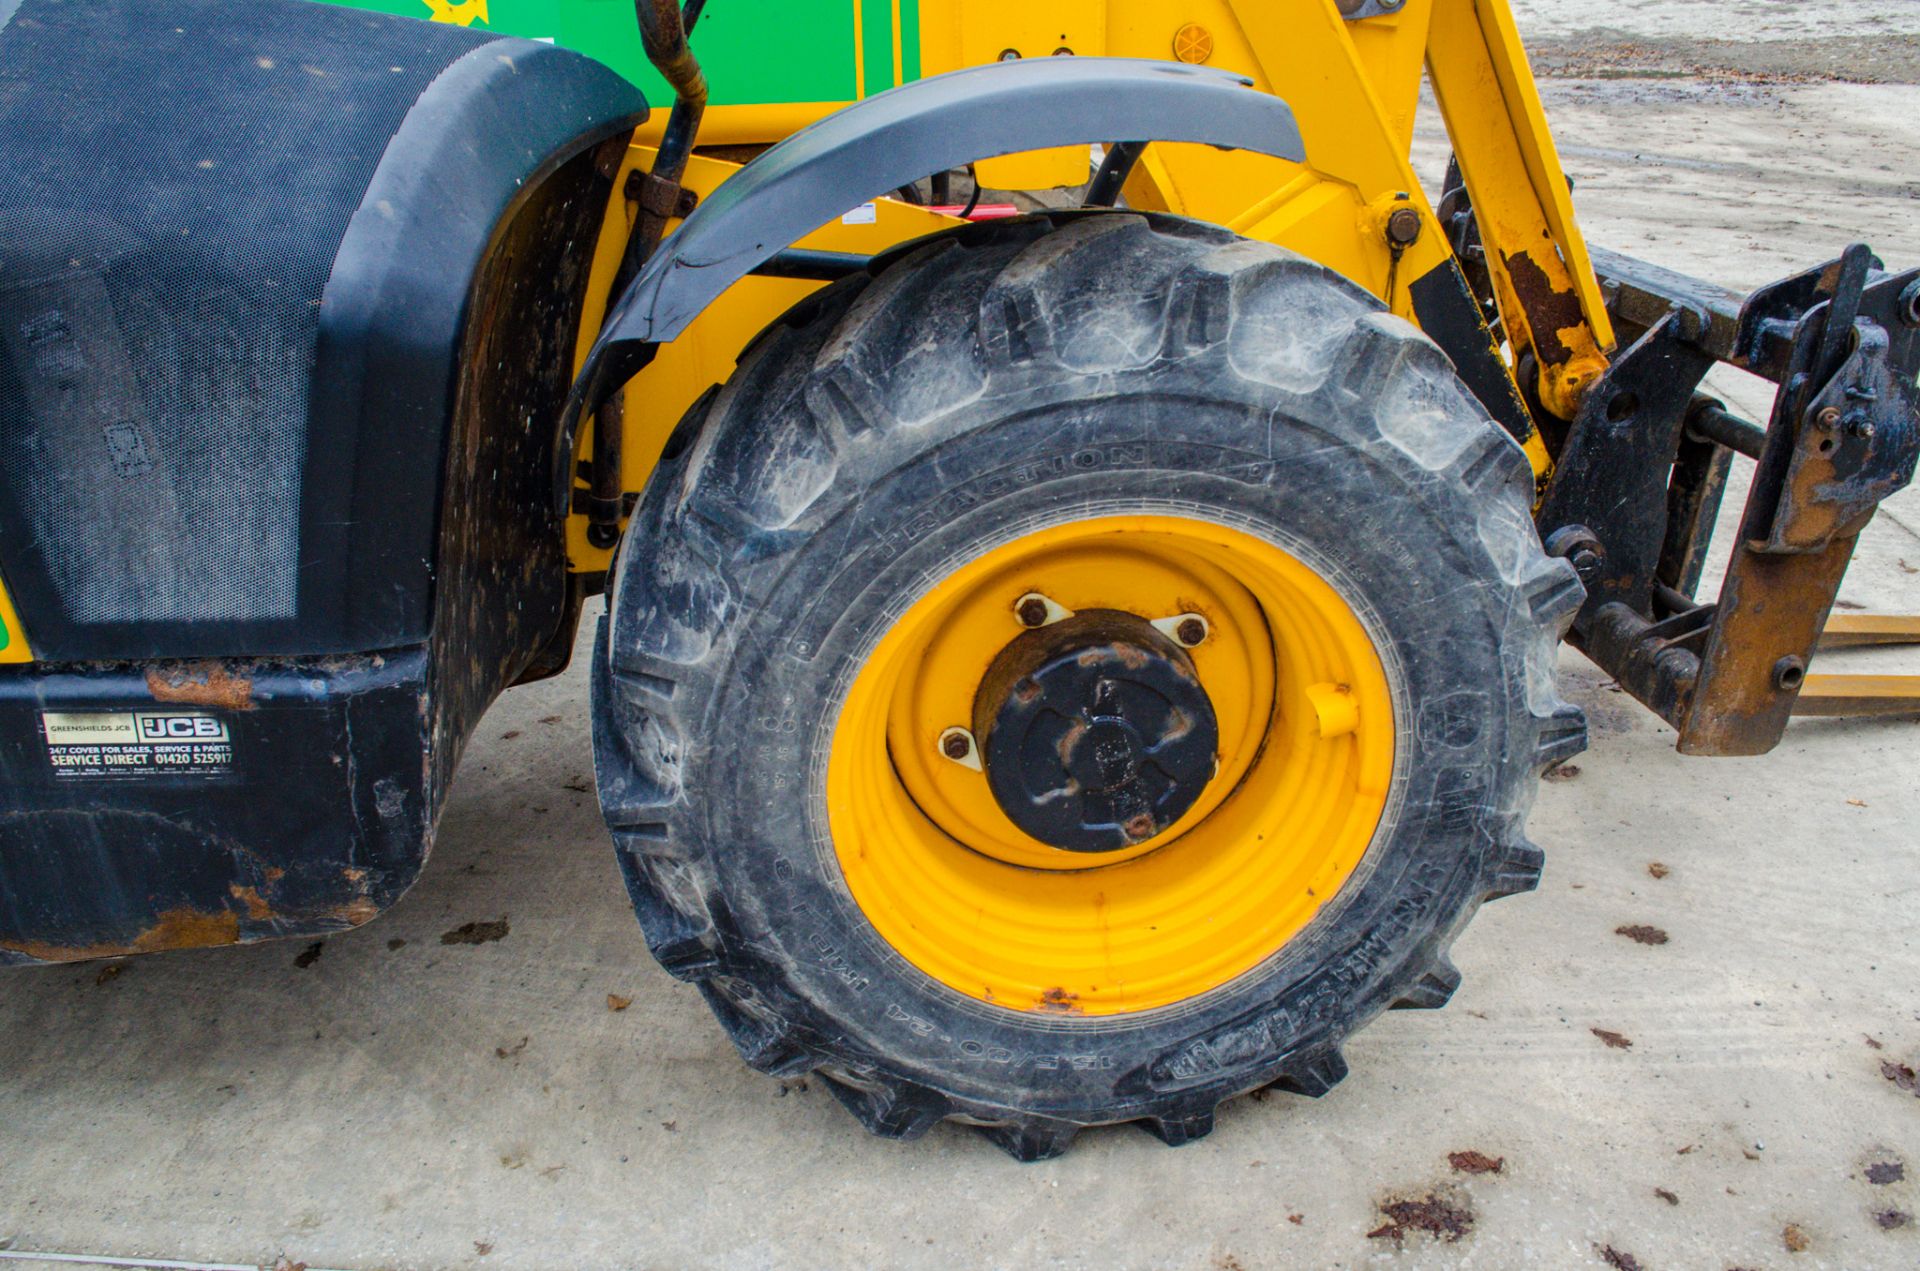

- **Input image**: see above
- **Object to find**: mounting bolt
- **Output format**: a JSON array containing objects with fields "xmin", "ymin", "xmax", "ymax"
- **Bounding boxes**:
[
  {"xmin": 1814, "ymin": 406, "xmax": 1842, "ymax": 432},
  {"xmin": 1385, "ymin": 206, "xmax": 1423, "ymax": 249},
  {"xmin": 1846, "ymin": 412, "xmax": 1876, "ymax": 440},
  {"xmin": 1545, "ymin": 524, "xmax": 1605, "ymax": 584},
  {"xmin": 1152, "ymin": 613, "xmax": 1211, "ymax": 647},
  {"xmin": 939, "ymin": 727, "xmax": 981, "ymax": 770},
  {"xmin": 1015, "ymin": 593, "xmax": 1074, "ymax": 628},
  {"xmin": 1771, "ymin": 655, "xmax": 1807, "ymax": 693}
]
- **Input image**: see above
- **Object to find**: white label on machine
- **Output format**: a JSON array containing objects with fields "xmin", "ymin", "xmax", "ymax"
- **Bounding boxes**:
[
  {"xmin": 41, "ymin": 711, "xmax": 234, "ymax": 778},
  {"xmin": 842, "ymin": 202, "xmax": 878, "ymax": 225}
]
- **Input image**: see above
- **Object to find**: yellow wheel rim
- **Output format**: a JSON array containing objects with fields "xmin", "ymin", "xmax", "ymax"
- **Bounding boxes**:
[{"xmin": 827, "ymin": 515, "xmax": 1395, "ymax": 1015}]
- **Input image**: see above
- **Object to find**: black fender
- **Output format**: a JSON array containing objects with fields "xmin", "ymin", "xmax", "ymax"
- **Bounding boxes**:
[{"xmin": 561, "ymin": 56, "xmax": 1307, "ymax": 490}]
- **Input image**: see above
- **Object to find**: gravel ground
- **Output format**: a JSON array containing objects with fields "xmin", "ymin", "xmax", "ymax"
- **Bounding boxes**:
[
  {"xmin": 1517, "ymin": 0, "xmax": 1920, "ymax": 84},
  {"xmin": 1, "ymin": 7, "xmax": 1917, "ymax": 1271}
]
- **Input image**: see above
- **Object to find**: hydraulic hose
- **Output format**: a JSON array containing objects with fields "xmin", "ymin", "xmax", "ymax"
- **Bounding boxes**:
[{"xmin": 588, "ymin": 0, "xmax": 712, "ymax": 549}]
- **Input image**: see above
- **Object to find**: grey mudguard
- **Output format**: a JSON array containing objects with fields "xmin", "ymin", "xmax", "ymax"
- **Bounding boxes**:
[{"xmin": 563, "ymin": 55, "xmax": 1305, "ymax": 454}]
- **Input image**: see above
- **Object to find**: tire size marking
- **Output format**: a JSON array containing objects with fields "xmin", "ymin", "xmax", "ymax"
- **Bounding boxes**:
[
  {"xmin": 806, "ymin": 932, "xmax": 871, "ymax": 993},
  {"xmin": 1150, "ymin": 874, "xmax": 1445, "ymax": 1091},
  {"xmin": 885, "ymin": 1005, "xmax": 1112, "ymax": 1071}
]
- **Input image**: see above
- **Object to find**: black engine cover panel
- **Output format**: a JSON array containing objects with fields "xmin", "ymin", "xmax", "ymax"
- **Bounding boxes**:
[{"xmin": 0, "ymin": 0, "xmax": 641, "ymax": 660}]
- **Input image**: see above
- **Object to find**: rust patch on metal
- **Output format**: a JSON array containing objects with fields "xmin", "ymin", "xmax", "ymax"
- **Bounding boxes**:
[
  {"xmin": 0, "ymin": 906, "xmax": 242, "ymax": 963},
  {"xmin": 1679, "ymin": 538, "xmax": 1855, "ymax": 755},
  {"xmin": 340, "ymin": 896, "xmax": 379, "ymax": 926},
  {"xmin": 1163, "ymin": 708, "xmax": 1194, "ymax": 742},
  {"xmin": 146, "ymin": 663, "xmax": 256, "ymax": 711},
  {"xmin": 230, "ymin": 885, "xmax": 273, "ymax": 921},
  {"xmin": 1034, "ymin": 986, "xmax": 1084, "ymax": 1015},
  {"xmin": 1078, "ymin": 643, "xmax": 1151, "ymax": 671},
  {"xmin": 1056, "ymin": 719, "xmax": 1088, "ymax": 764},
  {"xmin": 1502, "ymin": 249, "xmax": 1587, "ymax": 368}
]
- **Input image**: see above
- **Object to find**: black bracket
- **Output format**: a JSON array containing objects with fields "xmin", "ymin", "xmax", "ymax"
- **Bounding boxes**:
[
  {"xmin": 626, "ymin": 168, "xmax": 700, "ymax": 221},
  {"xmin": 1537, "ymin": 309, "xmax": 1716, "ymax": 624}
]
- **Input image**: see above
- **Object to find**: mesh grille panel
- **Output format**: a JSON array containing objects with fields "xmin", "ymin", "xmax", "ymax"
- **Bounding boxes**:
[{"xmin": 0, "ymin": 0, "xmax": 489, "ymax": 627}]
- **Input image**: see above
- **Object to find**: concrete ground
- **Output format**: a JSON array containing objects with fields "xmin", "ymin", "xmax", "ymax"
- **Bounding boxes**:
[{"xmin": 4, "ymin": 15, "xmax": 1920, "ymax": 1271}]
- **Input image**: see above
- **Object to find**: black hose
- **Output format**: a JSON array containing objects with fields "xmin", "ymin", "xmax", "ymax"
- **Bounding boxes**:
[
  {"xmin": 1085, "ymin": 141, "xmax": 1146, "ymax": 208},
  {"xmin": 590, "ymin": 0, "xmax": 713, "ymax": 548}
]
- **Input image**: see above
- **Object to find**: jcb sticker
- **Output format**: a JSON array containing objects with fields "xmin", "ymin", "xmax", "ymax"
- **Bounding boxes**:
[{"xmin": 41, "ymin": 711, "xmax": 234, "ymax": 778}]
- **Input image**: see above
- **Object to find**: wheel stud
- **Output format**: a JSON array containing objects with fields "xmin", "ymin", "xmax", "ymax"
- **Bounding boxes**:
[
  {"xmin": 1014, "ymin": 593, "xmax": 1072, "ymax": 628},
  {"xmin": 1152, "ymin": 613, "xmax": 1211, "ymax": 647},
  {"xmin": 938, "ymin": 726, "xmax": 981, "ymax": 770}
]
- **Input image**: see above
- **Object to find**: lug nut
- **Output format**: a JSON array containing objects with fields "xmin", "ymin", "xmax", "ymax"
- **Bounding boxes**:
[
  {"xmin": 1014, "ymin": 593, "xmax": 1073, "ymax": 628},
  {"xmin": 938, "ymin": 727, "xmax": 981, "ymax": 770},
  {"xmin": 1153, "ymin": 612, "xmax": 1211, "ymax": 647}
]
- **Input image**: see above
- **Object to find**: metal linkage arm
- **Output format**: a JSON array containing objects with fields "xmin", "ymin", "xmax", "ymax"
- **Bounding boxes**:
[{"xmin": 1537, "ymin": 245, "xmax": 1920, "ymax": 755}]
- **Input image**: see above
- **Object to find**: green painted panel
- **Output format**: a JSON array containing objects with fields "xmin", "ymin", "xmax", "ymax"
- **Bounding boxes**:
[
  {"xmin": 559, "ymin": 1, "xmax": 861, "ymax": 104},
  {"xmin": 898, "ymin": 0, "xmax": 920, "ymax": 82},
  {"xmin": 308, "ymin": 0, "xmax": 865, "ymax": 106},
  {"xmin": 858, "ymin": 0, "xmax": 891, "ymax": 95}
]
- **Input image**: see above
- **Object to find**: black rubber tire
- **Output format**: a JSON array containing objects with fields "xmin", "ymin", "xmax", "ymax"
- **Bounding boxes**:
[{"xmin": 592, "ymin": 211, "xmax": 1587, "ymax": 1160}]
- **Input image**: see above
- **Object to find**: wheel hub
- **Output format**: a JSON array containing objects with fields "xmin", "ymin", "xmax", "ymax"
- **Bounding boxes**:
[{"xmin": 974, "ymin": 611, "xmax": 1220, "ymax": 853}]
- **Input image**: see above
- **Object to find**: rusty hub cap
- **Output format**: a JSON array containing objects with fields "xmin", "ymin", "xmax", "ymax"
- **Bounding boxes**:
[{"xmin": 973, "ymin": 610, "xmax": 1220, "ymax": 853}]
